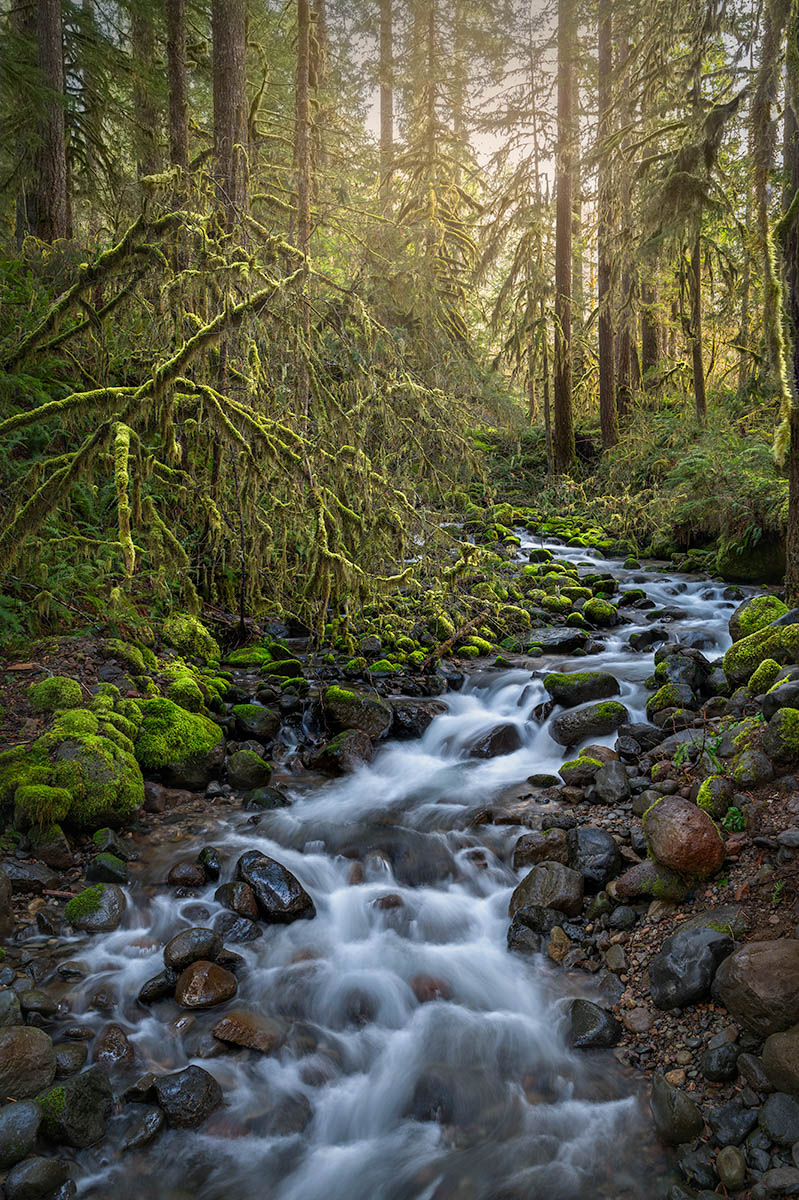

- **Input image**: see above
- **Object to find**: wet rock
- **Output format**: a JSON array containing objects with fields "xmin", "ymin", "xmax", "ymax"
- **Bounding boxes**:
[
  {"xmin": 644, "ymin": 796, "xmax": 725, "ymax": 878},
  {"xmin": 211, "ymin": 1010, "xmax": 285, "ymax": 1054},
  {"xmin": 64, "ymin": 883, "xmax": 126, "ymax": 932},
  {"xmin": 764, "ymin": 1026, "xmax": 799, "ymax": 1094},
  {"xmin": 506, "ymin": 921, "xmax": 542, "ymax": 955},
  {"xmin": 508, "ymin": 862, "xmax": 584, "ymax": 918},
  {"xmin": 525, "ymin": 627, "xmax": 588, "ymax": 654},
  {"xmin": 55, "ymin": 1042, "xmax": 88, "ymax": 1077},
  {"xmin": 593, "ymin": 761, "xmax": 631, "ymax": 804},
  {"xmin": 164, "ymin": 927, "xmax": 223, "ymax": 972},
  {"xmin": 4, "ymin": 1156, "xmax": 71, "ymax": 1200},
  {"xmin": 243, "ymin": 786, "xmax": 291, "ymax": 811},
  {"xmin": 85, "ymin": 852, "xmax": 127, "ymax": 884},
  {"xmin": 565, "ymin": 998, "xmax": 621, "ymax": 1048},
  {"xmin": 166, "ymin": 861, "xmax": 206, "ymax": 888},
  {"xmin": 20, "ymin": 990, "xmax": 57, "ymax": 1019},
  {"xmin": 236, "ymin": 851, "xmax": 316, "ymax": 922},
  {"xmin": 153, "ymin": 1065, "xmax": 223, "ymax": 1128},
  {"xmin": 0, "ymin": 860, "xmax": 58, "ymax": 895},
  {"xmin": 760, "ymin": 1166, "xmax": 799, "ymax": 1195},
  {"xmin": 566, "ymin": 826, "xmax": 621, "ymax": 892},
  {"xmin": 310, "ymin": 729, "xmax": 374, "ymax": 774},
  {"xmin": 174, "ymin": 961, "xmax": 238, "ymax": 1009},
  {"xmin": 120, "ymin": 1103, "xmax": 164, "ymax": 1151},
  {"xmin": 227, "ymin": 749, "xmax": 272, "ymax": 791},
  {"xmin": 512, "ymin": 829, "xmax": 568, "ymax": 869},
  {"xmin": 322, "ymin": 686, "xmax": 393, "ymax": 738},
  {"xmin": 608, "ymin": 904, "xmax": 637, "ymax": 930},
  {"xmin": 212, "ymin": 912, "xmax": 262, "ymax": 943},
  {"xmin": 550, "ymin": 701, "xmax": 630, "ymax": 748},
  {"xmin": 391, "ymin": 699, "xmax": 447, "ymax": 739},
  {"xmin": 467, "ymin": 722, "xmax": 523, "ymax": 758},
  {"xmin": 611, "ymin": 858, "xmax": 686, "ymax": 902},
  {"xmin": 760, "ymin": 1093, "xmax": 799, "ymax": 1146},
  {"xmin": 543, "ymin": 671, "xmax": 621, "ymax": 708},
  {"xmin": 410, "ymin": 975, "xmax": 452, "ymax": 1003},
  {"xmin": 137, "ymin": 969, "xmax": 177, "ymax": 1005},
  {"xmin": 713, "ymin": 941, "xmax": 799, "ymax": 1036},
  {"xmin": 700, "ymin": 1042, "xmax": 740, "ymax": 1082},
  {"xmin": 708, "ymin": 1100, "xmax": 758, "ymax": 1146},
  {"xmin": 0, "ymin": 991, "xmax": 22, "ymax": 1028},
  {"xmin": 38, "ymin": 1065, "xmax": 113, "ymax": 1148},
  {"xmin": 558, "ymin": 758, "xmax": 603, "ymax": 786},
  {"xmin": 0, "ymin": 1026, "xmax": 56, "ymax": 1099},
  {"xmin": 92, "ymin": 827, "xmax": 134, "ymax": 861},
  {"xmin": 605, "ymin": 943, "xmax": 627, "ymax": 973},
  {"xmin": 765, "ymin": 682, "xmax": 799, "ymax": 721},
  {"xmin": 676, "ymin": 1143, "xmax": 716, "ymax": 1190},
  {"xmin": 197, "ymin": 847, "xmax": 221, "ymax": 880},
  {"xmin": 650, "ymin": 1071, "xmax": 704, "ymax": 1144},
  {"xmin": 678, "ymin": 904, "xmax": 749, "ymax": 939},
  {"xmin": 232, "ymin": 704, "xmax": 280, "ymax": 742},
  {"xmin": 650, "ymin": 927, "xmax": 734, "ymax": 1010},
  {"xmin": 738, "ymin": 1052, "xmax": 773, "ymax": 1093},
  {"xmin": 214, "ymin": 882, "xmax": 259, "ymax": 921},
  {"xmin": 30, "ymin": 829, "xmax": 74, "ymax": 872},
  {"xmin": 547, "ymin": 926, "xmax": 571, "ymax": 963},
  {"xmin": 94, "ymin": 1024, "xmax": 134, "ymax": 1067},
  {"xmin": 716, "ymin": 1145, "xmax": 746, "ymax": 1191},
  {"xmin": 0, "ymin": 1100, "xmax": 42, "ymax": 1167}
]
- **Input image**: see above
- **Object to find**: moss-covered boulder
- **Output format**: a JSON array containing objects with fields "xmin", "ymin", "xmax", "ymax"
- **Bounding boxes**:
[
  {"xmin": 582, "ymin": 598, "xmax": 618, "ymax": 627},
  {"xmin": 723, "ymin": 624, "xmax": 799, "ymax": 688},
  {"xmin": 646, "ymin": 681, "xmax": 696, "ymax": 719},
  {"xmin": 544, "ymin": 671, "xmax": 620, "ymax": 709},
  {"xmin": 729, "ymin": 595, "xmax": 790, "ymax": 643},
  {"xmin": 310, "ymin": 729, "xmax": 374, "ymax": 775},
  {"xmin": 717, "ymin": 540, "xmax": 785, "ymax": 584},
  {"xmin": 322, "ymin": 685, "xmax": 393, "ymax": 739},
  {"xmin": 749, "ymin": 658, "xmax": 782, "ymax": 696},
  {"xmin": 696, "ymin": 774, "xmax": 735, "ymax": 820},
  {"xmin": 27, "ymin": 676, "xmax": 82, "ymax": 714},
  {"xmin": 762, "ymin": 708, "xmax": 799, "ymax": 764},
  {"xmin": 0, "ymin": 708, "xmax": 144, "ymax": 831},
  {"xmin": 166, "ymin": 674, "xmax": 206, "ymax": 713},
  {"xmin": 134, "ymin": 698, "xmax": 225, "ymax": 789},
  {"xmin": 226, "ymin": 750, "xmax": 272, "ymax": 791},
  {"xmin": 558, "ymin": 756, "xmax": 604, "ymax": 786},
  {"xmin": 550, "ymin": 701, "xmax": 629, "ymax": 747},
  {"xmin": 232, "ymin": 704, "xmax": 280, "ymax": 742},
  {"xmin": 64, "ymin": 883, "xmax": 126, "ymax": 932},
  {"xmin": 162, "ymin": 614, "xmax": 220, "ymax": 665}
]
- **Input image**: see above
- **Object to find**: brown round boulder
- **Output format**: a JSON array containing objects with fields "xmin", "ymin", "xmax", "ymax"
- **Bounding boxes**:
[
  {"xmin": 713, "ymin": 940, "xmax": 799, "ymax": 1037},
  {"xmin": 211, "ymin": 1010, "xmax": 285, "ymax": 1054},
  {"xmin": 643, "ymin": 796, "xmax": 725, "ymax": 878},
  {"xmin": 174, "ymin": 961, "xmax": 237, "ymax": 1009},
  {"xmin": 0, "ymin": 1027, "xmax": 56, "ymax": 1099}
]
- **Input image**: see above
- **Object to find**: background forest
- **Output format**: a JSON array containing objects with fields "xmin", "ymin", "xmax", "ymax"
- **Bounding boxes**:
[{"xmin": 1, "ymin": 0, "xmax": 798, "ymax": 645}]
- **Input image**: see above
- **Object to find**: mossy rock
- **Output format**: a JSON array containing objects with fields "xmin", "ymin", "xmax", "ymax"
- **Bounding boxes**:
[
  {"xmin": 162, "ymin": 614, "xmax": 220, "ymax": 665},
  {"xmin": 762, "ymin": 707, "xmax": 799, "ymax": 764},
  {"xmin": 717, "ymin": 540, "xmax": 786, "ymax": 584},
  {"xmin": 166, "ymin": 674, "xmax": 206, "ymax": 713},
  {"xmin": 722, "ymin": 624, "xmax": 799, "ymax": 688},
  {"xmin": 466, "ymin": 636, "xmax": 493, "ymax": 656},
  {"xmin": 259, "ymin": 657, "xmax": 304, "ymax": 678},
  {"xmin": 227, "ymin": 749, "xmax": 272, "ymax": 791},
  {"xmin": 583, "ymin": 598, "xmax": 618, "ymax": 627},
  {"xmin": 729, "ymin": 595, "xmax": 789, "ymax": 643},
  {"xmin": 134, "ymin": 698, "xmax": 225, "ymax": 789},
  {"xmin": 103, "ymin": 639, "xmax": 155, "ymax": 674},
  {"xmin": 63, "ymin": 883, "xmax": 126, "ymax": 932},
  {"xmin": 28, "ymin": 676, "xmax": 82, "ymax": 713},
  {"xmin": 227, "ymin": 647, "xmax": 273, "ymax": 667},
  {"xmin": 646, "ymin": 682, "xmax": 694, "ymax": 719},
  {"xmin": 541, "ymin": 594, "xmax": 571, "ymax": 614},
  {"xmin": 14, "ymin": 785, "xmax": 72, "ymax": 830},
  {"xmin": 231, "ymin": 704, "xmax": 280, "ymax": 742},
  {"xmin": 322, "ymin": 685, "xmax": 392, "ymax": 739},
  {"xmin": 544, "ymin": 671, "xmax": 620, "ymax": 708},
  {"xmin": 748, "ymin": 658, "xmax": 782, "ymax": 696},
  {"xmin": 696, "ymin": 774, "xmax": 734, "ymax": 820},
  {"xmin": 499, "ymin": 605, "xmax": 532, "ymax": 633}
]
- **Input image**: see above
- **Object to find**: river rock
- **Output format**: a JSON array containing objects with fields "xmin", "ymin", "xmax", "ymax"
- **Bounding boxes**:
[
  {"xmin": 65, "ymin": 883, "xmax": 126, "ymax": 932},
  {"xmin": 764, "ymin": 1026, "xmax": 799, "ymax": 1094},
  {"xmin": 593, "ymin": 761, "xmax": 631, "ymax": 804},
  {"xmin": 712, "ymin": 940, "xmax": 799, "ymax": 1036},
  {"xmin": 166, "ymin": 861, "xmax": 206, "ymax": 888},
  {"xmin": 649, "ymin": 926, "xmax": 734, "ymax": 1010},
  {"xmin": 708, "ymin": 1100, "xmax": 758, "ymax": 1146},
  {"xmin": 153, "ymin": 1065, "xmax": 223, "ymax": 1128},
  {"xmin": 0, "ymin": 859, "xmax": 58, "ymax": 895},
  {"xmin": 650, "ymin": 1071, "xmax": 704, "ymax": 1144},
  {"xmin": 227, "ymin": 749, "xmax": 272, "ymax": 790},
  {"xmin": 232, "ymin": 704, "xmax": 280, "ymax": 742},
  {"xmin": 508, "ymin": 862, "xmax": 584, "ymax": 918},
  {"xmin": 760, "ymin": 1166, "xmax": 799, "ymax": 1196},
  {"xmin": 213, "ymin": 912, "xmax": 262, "ymax": 943},
  {"xmin": 566, "ymin": 826, "xmax": 621, "ymax": 891},
  {"xmin": 700, "ymin": 1042, "xmax": 739, "ymax": 1082},
  {"xmin": 0, "ymin": 1027, "xmax": 56, "ymax": 1099},
  {"xmin": 137, "ymin": 968, "xmax": 177, "ymax": 1005},
  {"xmin": 120, "ymin": 1104, "xmax": 164, "ymax": 1151},
  {"xmin": 38, "ymin": 1065, "xmax": 113, "ymax": 1148},
  {"xmin": 0, "ymin": 869, "xmax": 13, "ymax": 938},
  {"xmin": 512, "ymin": 829, "xmax": 568, "ymax": 869},
  {"xmin": 760, "ymin": 1093, "xmax": 799, "ymax": 1146},
  {"xmin": 543, "ymin": 671, "xmax": 621, "ymax": 708},
  {"xmin": 762, "ymin": 708, "xmax": 799, "ymax": 764},
  {"xmin": 525, "ymin": 627, "xmax": 588, "ymax": 654},
  {"xmin": 212, "ymin": 1010, "xmax": 285, "ymax": 1054},
  {"xmin": 236, "ymin": 851, "xmax": 316, "ymax": 922},
  {"xmin": 550, "ymin": 702, "xmax": 629, "ymax": 747},
  {"xmin": 0, "ymin": 1100, "xmax": 42, "ymax": 1168},
  {"xmin": 174, "ymin": 961, "xmax": 238, "ymax": 1009},
  {"xmin": 311, "ymin": 730, "xmax": 374, "ymax": 774},
  {"xmin": 765, "ymin": 681, "xmax": 799, "ymax": 721},
  {"xmin": 565, "ymin": 998, "xmax": 621, "ymax": 1048},
  {"xmin": 4, "ymin": 1156, "xmax": 71, "ymax": 1200},
  {"xmin": 243, "ymin": 785, "xmax": 291, "ymax": 811},
  {"xmin": 643, "ymin": 796, "xmax": 725, "ymax": 878},
  {"xmin": 611, "ymin": 858, "xmax": 687, "ymax": 902},
  {"xmin": 0, "ymin": 990, "xmax": 21, "ymax": 1027},
  {"xmin": 55, "ymin": 1042, "xmax": 88, "ymax": 1077},
  {"xmin": 214, "ymin": 882, "xmax": 259, "ymax": 921},
  {"xmin": 322, "ymin": 686, "xmax": 393, "ymax": 738},
  {"xmin": 467, "ymin": 722, "xmax": 523, "ymax": 758},
  {"xmin": 391, "ymin": 699, "xmax": 447, "ymax": 739},
  {"xmin": 94, "ymin": 1024, "xmax": 134, "ymax": 1066},
  {"xmin": 164, "ymin": 927, "xmax": 223, "ymax": 972},
  {"xmin": 716, "ymin": 1145, "xmax": 746, "ymax": 1191}
]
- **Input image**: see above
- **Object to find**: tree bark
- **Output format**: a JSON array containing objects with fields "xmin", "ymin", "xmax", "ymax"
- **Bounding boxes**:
[
  {"xmin": 379, "ymin": 0, "xmax": 394, "ymax": 214},
  {"xmin": 690, "ymin": 235, "xmax": 707, "ymax": 423},
  {"xmin": 552, "ymin": 0, "xmax": 575, "ymax": 474},
  {"xmin": 784, "ymin": 9, "xmax": 799, "ymax": 601},
  {"xmin": 132, "ymin": 4, "xmax": 160, "ymax": 178},
  {"xmin": 296, "ymin": 0, "xmax": 312, "ymax": 416},
  {"xmin": 212, "ymin": 0, "xmax": 249, "ymax": 223},
  {"xmin": 615, "ymin": 30, "xmax": 633, "ymax": 418},
  {"xmin": 166, "ymin": 0, "xmax": 189, "ymax": 169},
  {"xmin": 597, "ymin": 0, "xmax": 617, "ymax": 449},
  {"xmin": 32, "ymin": 0, "xmax": 70, "ymax": 242},
  {"xmin": 640, "ymin": 274, "xmax": 661, "ymax": 385}
]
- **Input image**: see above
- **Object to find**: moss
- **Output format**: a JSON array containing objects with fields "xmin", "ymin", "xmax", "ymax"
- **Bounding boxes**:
[
  {"xmin": 457, "ymin": 646, "xmax": 480, "ymax": 659},
  {"xmin": 466, "ymin": 636, "xmax": 493, "ymax": 655},
  {"xmin": 499, "ymin": 605, "xmax": 531, "ymax": 632},
  {"xmin": 162, "ymin": 613, "xmax": 220, "ymax": 664},
  {"xmin": 167, "ymin": 674, "xmax": 206, "ymax": 713},
  {"xmin": 646, "ymin": 683, "xmax": 683, "ymax": 718},
  {"xmin": 281, "ymin": 677, "xmax": 309, "ymax": 695},
  {"xmin": 566, "ymin": 612, "xmax": 588, "ymax": 628},
  {"xmin": 36, "ymin": 1085, "xmax": 66, "ymax": 1126},
  {"xmin": 583, "ymin": 597, "xmax": 618, "ymax": 626},
  {"xmin": 395, "ymin": 636, "xmax": 416, "ymax": 652},
  {"xmin": 227, "ymin": 647, "xmax": 273, "ymax": 666},
  {"xmin": 134, "ymin": 698, "xmax": 223, "ymax": 772},
  {"xmin": 369, "ymin": 659, "xmax": 398, "ymax": 672},
  {"xmin": 594, "ymin": 701, "xmax": 627, "ymax": 719},
  {"xmin": 325, "ymin": 685, "xmax": 356, "ymax": 704},
  {"xmin": 104, "ymin": 639, "xmax": 148, "ymax": 674},
  {"xmin": 561, "ymin": 586, "xmax": 592, "ymax": 601},
  {"xmin": 28, "ymin": 676, "xmax": 82, "ymax": 713},
  {"xmin": 748, "ymin": 658, "xmax": 782, "ymax": 696},
  {"xmin": 14, "ymin": 784, "xmax": 72, "ymax": 829},
  {"xmin": 734, "ymin": 595, "xmax": 790, "ymax": 641},
  {"xmin": 97, "ymin": 721, "xmax": 135, "ymax": 755},
  {"xmin": 260, "ymin": 657, "xmax": 304, "ymax": 677},
  {"xmin": 345, "ymin": 657, "xmax": 367, "ymax": 672},
  {"xmin": 97, "ymin": 709, "xmax": 138, "ymax": 739},
  {"xmin": 63, "ymin": 884, "xmax": 105, "ymax": 923},
  {"xmin": 763, "ymin": 707, "xmax": 799, "ymax": 759},
  {"xmin": 407, "ymin": 650, "xmax": 426, "ymax": 669},
  {"xmin": 52, "ymin": 709, "xmax": 100, "ymax": 737},
  {"xmin": 723, "ymin": 623, "xmax": 799, "ymax": 687},
  {"xmin": 541, "ymin": 594, "xmax": 571, "ymax": 614},
  {"xmin": 429, "ymin": 612, "xmax": 455, "ymax": 639},
  {"xmin": 560, "ymin": 756, "xmax": 603, "ymax": 772}
]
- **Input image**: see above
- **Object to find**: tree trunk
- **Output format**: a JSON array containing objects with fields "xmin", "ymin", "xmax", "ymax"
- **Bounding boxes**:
[
  {"xmin": 571, "ymin": 138, "xmax": 585, "ymax": 388},
  {"xmin": 379, "ymin": 0, "xmax": 393, "ymax": 214},
  {"xmin": 552, "ymin": 0, "xmax": 575, "ymax": 474},
  {"xmin": 783, "ymin": 9, "xmax": 799, "ymax": 601},
  {"xmin": 296, "ymin": 0, "xmax": 312, "ymax": 416},
  {"xmin": 132, "ymin": 4, "xmax": 160, "ymax": 178},
  {"xmin": 166, "ymin": 0, "xmax": 189, "ymax": 169},
  {"xmin": 32, "ymin": 0, "xmax": 70, "ymax": 242},
  {"xmin": 212, "ymin": 0, "xmax": 249, "ymax": 223},
  {"xmin": 597, "ymin": 0, "xmax": 617, "ymax": 449},
  {"xmin": 615, "ymin": 30, "xmax": 633, "ymax": 418},
  {"xmin": 690, "ymin": 235, "xmax": 707, "ymax": 423},
  {"xmin": 640, "ymin": 274, "xmax": 661, "ymax": 385}
]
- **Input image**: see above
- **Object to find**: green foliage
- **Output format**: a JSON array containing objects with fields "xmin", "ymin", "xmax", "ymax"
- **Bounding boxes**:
[{"xmin": 722, "ymin": 807, "xmax": 746, "ymax": 832}]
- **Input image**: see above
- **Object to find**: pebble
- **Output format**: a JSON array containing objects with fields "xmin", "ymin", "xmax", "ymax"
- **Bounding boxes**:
[{"xmin": 716, "ymin": 1145, "xmax": 746, "ymax": 1190}]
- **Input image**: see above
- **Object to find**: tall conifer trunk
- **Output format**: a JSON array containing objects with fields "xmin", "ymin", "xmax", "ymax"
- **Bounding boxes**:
[
  {"xmin": 33, "ymin": 0, "xmax": 70, "ymax": 242},
  {"xmin": 379, "ymin": 0, "xmax": 394, "ymax": 214},
  {"xmin": 132, "ymin": 5, "xmax": 160, "ymax": 178},
  {"xmin": 552, "ymin": 0, "xmax": 575, "ymax": 473},
  {"xmin": 597, "ymin": 0, "xmax": 617, "ymax": 448},
  {"xmin": 212, "ymin": 0, "xmax": 249, "ymax": 222},
  {"xmin": 166, "ymin": 0, "xmax": 189, "ymax": 169}
]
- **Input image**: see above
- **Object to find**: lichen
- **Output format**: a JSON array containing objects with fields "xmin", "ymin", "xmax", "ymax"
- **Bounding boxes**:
[{"xmin": 28, "ymin": 676, "xmax": 82, "ymax": 713}]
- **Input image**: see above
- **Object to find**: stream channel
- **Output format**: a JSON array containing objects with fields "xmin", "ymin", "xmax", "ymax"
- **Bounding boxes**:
[{"xmin": 52, "ymin": 533, "xmax": 746, "ymax": 1200}]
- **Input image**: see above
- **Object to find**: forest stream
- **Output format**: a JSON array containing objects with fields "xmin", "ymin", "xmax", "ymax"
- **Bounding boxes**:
[{"xmin": 27, "ymin": 533, "xmax": 742, "ymax": 1200}]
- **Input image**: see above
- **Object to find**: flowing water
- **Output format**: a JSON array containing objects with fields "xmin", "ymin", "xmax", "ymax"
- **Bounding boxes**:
[{"xmin": 50, "ymin": 536, "xmax": 746, "ymax": 1200}]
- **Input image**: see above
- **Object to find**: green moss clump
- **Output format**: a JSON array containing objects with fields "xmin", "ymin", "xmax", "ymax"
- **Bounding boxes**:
[
  {"xmin": 103, "ymin": 640, "xmax": 148, "ymax": 674},
  {"xmin": 36, "ymin": 1085, "xmax": 67, "ymax": 1127},
  {"xmin": 134, "ymin": 698, "xmax": 223, "ymax": 772},
  {"xmin": 429, "ymin": 612, "xmax": 455, "ymax": 639},
  {"xmin": 732, "ymin": 595, "xmax": 789, "ymax": 641},
  {"xmin": 260, "ymin": 657, "xmax": 304, "ymax": 678},
  {"xmin": 541, "ymin": 595, "xmax": 571, "ymax": 614},
  {"xmin": 14, "ymin": 784, "xmax": 72, "ymax": 829},
  {"xmin": 162, "ymin": 614, "xmax": 220, "ymax": 665},
  {"xmin": 395, "ymin": 636, "xmax": 416, "ymax": 652},
  {"xmin": 646, "ymin": 682, "xmax": 683, "ymax": 718},
  {"xmin": 345, "ymin": 657, "xmax": 367, "ymax": 671},
  {"xmin": 407, "ymin": 650, "xmax": 427, "ymax": 669},
  {"xmin": 28, "ymin": 676, "xmax": 82, "ymax": 713},
  {"xmin": 762, "ymin": 707, "xmax": 799, "ymax": 761},
  {"xmin": 583, "ymin": 597, "xmax": 617, "ymax": 626},
  {"xmin": 369, "ymin": 659, "xmax": 398, "ymax": 672},
  {"xmin": 723, "ymin": 623, "xmax": 799, "ymax": 687},
  {"xmin": 499, "ymin": 605, "xmax": 532, "ymax": 632},
  {"xmin": 227, "ymin": 647, "xmax": 272, "ymax": 666},
  {"xmin": 325, "ymin": 685, "xmax": 356, "ymax": 704},
  {"xmin": 466, "ymin": 636, "xmax": 493, "ymax": 655},
  {"xmin": 167, "ymin": 674, "xmax": 206, "ymax": 713},
  {"xmin": 63, "ymin": 884, "xmax": 104, "ymax": 923},
  {"xmin": 749, "ymin": 658, "xmax": 782, "ymax": 696},
  {"xmin": 457, "ymin": 646, "xmax": 480, "ymax": 659},
  {"xmin": 52, "ymin": 709, "xmax": 100, "ymax": 737}
]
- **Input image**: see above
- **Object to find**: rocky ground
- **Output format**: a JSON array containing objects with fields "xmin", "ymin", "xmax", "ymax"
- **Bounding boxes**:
[{"xmin": 1, "ymin": 515, "xmax": 799, "ymax": 1199}]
